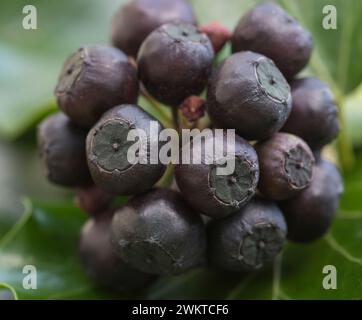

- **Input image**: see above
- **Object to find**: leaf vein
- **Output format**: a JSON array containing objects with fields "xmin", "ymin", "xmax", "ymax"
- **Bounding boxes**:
[
  {"xmin": 325, "ymin": 234, "xmax": 362, "ymax": 266},
  {"xmin": 0, "ymin": 198, "xmax": 32, "ymax": 250}
]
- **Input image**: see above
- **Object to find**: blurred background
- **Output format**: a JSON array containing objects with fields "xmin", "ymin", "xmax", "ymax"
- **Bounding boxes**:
[{"xmin": 0, "ymin": 0, "xmax": 362, "ymax": 299}]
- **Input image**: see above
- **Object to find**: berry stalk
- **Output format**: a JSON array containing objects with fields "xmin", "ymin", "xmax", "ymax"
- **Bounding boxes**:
[
  {"xmin": 141, "ymin": 88, "xmax": 173, "ymax": 128},
  {"xmin": 171, "ymin": 107, "xmax": 181, "ymax": 134}
]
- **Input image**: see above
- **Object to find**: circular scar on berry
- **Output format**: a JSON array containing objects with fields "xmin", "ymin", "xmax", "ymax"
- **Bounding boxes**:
[
  {"xmin": 138, "ymin": 22, "xmax": 214, "ymax": 107},
  {"xmin": 91, "ymin": 121, "xmax": 135, "ymax": 172},
  {"xmin": 55, "ymin": 45, "xmax": 139, "ymax": 128},
  {"xmin": 255, "ymin": 133, "xmax": 315, "ymax": 201},
  {"xmin": 207, "ymin": 197, "xmax": 287, "ymax": 272},
  {"xmin": 280, "ymin": 159, "xmax": 343, "ymax": 243},
  {"xmin": 284, "ymin": 145, "xmax": 313, "ymax": 187},
  {"xmin": 255, "ymin": 58, "xmax": 290, "ymax": 105},
  {"xmin": 86, "ymin": 105, "xmax": 166, "ymax": 195},
  {"xmin": 175, "ymin": 130, "xmax": 259, "ymax": 218},
  {"xmin": 207, "ymin": 51, "xmax": 292, "ymax": 141},
  {"xmin": 209, "ymin": 157, "xmax": 256, "ymax": 206},
  {"xmin": 56, "ymin": 49, "xmax": 84, "ymax": 95}
]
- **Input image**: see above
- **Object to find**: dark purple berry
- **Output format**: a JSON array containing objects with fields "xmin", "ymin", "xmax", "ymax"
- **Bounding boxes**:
[
  {"xmin": 175, "ymin": 130, "xmax": 259, "ymax": 218},
  {"xmin": 138, "ymin": 22, "xmax": 214, "ymax": 107},
  {"xmin": 255, "ymin": 133, "xmax": 315, "ymax": 200},
  {"xmin": 75, "ymin": 185, "xmax": 114, "ymax": 217},
  {"xmin": 111, "ymin": 189, "xmax": 206, "ymax": 275},
  {"xmin": 207, "ymin": 51, "xmax": 292, "ymax": 141},
  {"xmin": 79, "ymin": 212, "xmax": 156, "ymax": 291},
  {"xmin": 207, "ymin": 197, "xmax": 287, "ymax": 272},
  {"xmin": 279, "ymin": 159, "xmax": 343, "ymax": 243},
  {"xmin": 231, "ymin": 2, "xmax": 313, "ymax": 79},
  {"xmin": 111, "ymin": 0, "xmax": 197, "ymax": 57},
  {"xmin": 282, "ymin": 77, "xmax": 340, "ymax": 150},
  {"xmin": 37, "ymin": 112, "xmax": 91, "ymax": 187},
  {"xmin": 55, "ymin": 45, "xmax": 139, "ymax": 128},
  {"xmin": 86, "ymin": 104, "xmax": 166, "ymax": 195}
]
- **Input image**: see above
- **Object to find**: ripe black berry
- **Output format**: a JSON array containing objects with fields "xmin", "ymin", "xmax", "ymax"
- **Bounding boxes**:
[
  {"xmin": 279, "ymin": 160, "xmax": 343, "ymax": 243},
  {"xmin": 231, "ymin": 2, "xmax": 313, "ymax": 79},
  {"xmin": 207, "ymin": 197, "xmax": 287, "ymax": 272},
  {"xmin": 37, "ymin": 112, "xmax": 91, "ymax": 187},
  {"xmin": 55, "ymin": 45, "xmax": 139, "ymax": 128},
  {"xmin": 207, "ymin": 51, "xmax": 292, "ymax": 141},
  {"xmin": 79, "ymin": 212, "xmax": 156, "ymax": 291},
  {"xmin": 175, "ymin": 130, "xmax": 259, "ymax": 218},
  {"xmin": 111, "ymin": 0, "xmax": 197, "ymax": 57},
  {"xmin": 255, "ymin": 133, "xmax": 315, "ymax": 200},
  {"xmin": 138, "ymin": 22, "xmax": 214, "ymax": 107},
  {"xmin": 86, "ymin": 104, "xmax": 166, "ymax": 195},
  {"xmin": 282, "ymin": 77, "xmax": 340, "ymax": 150},
  {"xmin": 111, "ymin": 189, "xmax": 206, "ymax": 275}
]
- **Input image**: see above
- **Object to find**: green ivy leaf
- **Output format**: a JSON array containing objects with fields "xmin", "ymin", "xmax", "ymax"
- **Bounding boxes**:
[
  {"xmin": 0, "ymin": 0, "xmax": 123, "ymax": 139},
  {"xmin": 345, "ymin": 84, "xmax": 362, "ymax": 146},
  {"xmin": 278, "ymin": 0, "xmax": 362, "ymax": 95},
  {"xmin": 340, "ymin": 152, "xmax": 362, "ymax": 212},
  {"xmin": 0, "ymin": 199, "xmax": 133, "ymax": 299}
]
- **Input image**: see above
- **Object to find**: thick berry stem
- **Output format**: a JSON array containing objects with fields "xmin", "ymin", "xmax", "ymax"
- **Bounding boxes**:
[
  {"xmin": 171, "ymin": 107, "xmax": 181, "ymax": 134},
  {"xmin": 141, "ymin": 87, "xmax": 173, "ymax": 128}
]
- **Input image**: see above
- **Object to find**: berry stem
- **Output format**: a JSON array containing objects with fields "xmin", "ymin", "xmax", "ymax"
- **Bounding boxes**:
[
  {"xmin": 156, "ymin": 164, "xmax": 175, "ymax": 188},
  {"xmin": 171, "ymin": 107, "xmax": 181, "ymax": 133}
]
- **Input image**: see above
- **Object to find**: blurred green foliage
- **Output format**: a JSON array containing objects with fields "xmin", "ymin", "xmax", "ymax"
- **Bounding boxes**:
[{"xmin": 0, "ymin": 0, "xmax": 362, "ymax": 299}]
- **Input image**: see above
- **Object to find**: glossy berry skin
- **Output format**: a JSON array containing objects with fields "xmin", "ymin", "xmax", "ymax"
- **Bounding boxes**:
[
  {"xmin": 231, "ymin": 2, "xmax": 313, "ymax": 79},
  {"xmin": 86, "ymin": 104, "xmax": 166, "ymax": 196},
  {"xmin": 111, "ymin": 0, "xmax": 197, "ymax": 57},
  {"xmin": 279, "ymin": 160, "xmax": 343, "ymax": 243},
  {"xmin": 37, "ymin": 112, "xmax": 91, "ymax": 187},
  {"xmin": 175, "ymin": 130, "xmax": 259, "ymax": 218},
  {"xmin": 55, "ymin": 45, "xmax": 139, "ymax": 128},
  {"xmin": 207, "ymin": 51, "xmax": 292, "ymax": 141},
  {"xmin": 255, "ymin": 133, "xmax": 315, "ymax": 201},
  {"xmin": 111, "ymin": 189, "xmax": 206, "ymax": 275},
  {"xmin": 282, "ymin": 78, "xmax": 340, "ymax": 150},
  {"xmin": 207, "ymin": 197, "xmax": 287, "ymax": 272},
  {"xmin": 138, "ymin": 22, "xmax": 214, "ymax": 107},
  {"xmin": 79, "ymin": 212, "xmax": 155, "ymax": 291}
]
